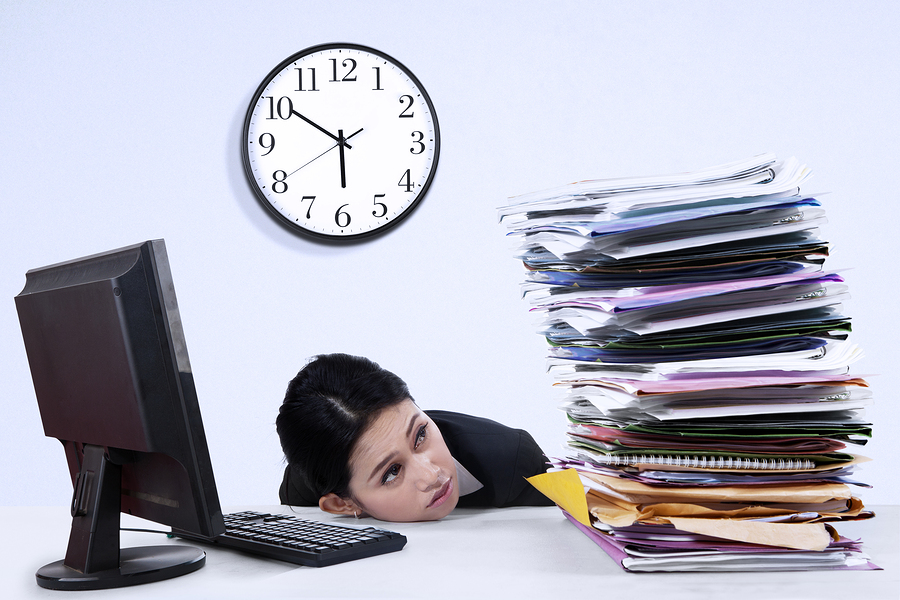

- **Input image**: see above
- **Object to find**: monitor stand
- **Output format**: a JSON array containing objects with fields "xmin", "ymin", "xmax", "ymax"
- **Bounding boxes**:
[{"xmin": 36, "ymin": 444, "xmax": 206, "ymax": 591}]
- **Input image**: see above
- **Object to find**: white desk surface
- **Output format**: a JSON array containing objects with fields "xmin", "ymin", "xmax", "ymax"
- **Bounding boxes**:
[{"xmin": 4, "ymin": 505, "xmax": 897, "ymax": 599}]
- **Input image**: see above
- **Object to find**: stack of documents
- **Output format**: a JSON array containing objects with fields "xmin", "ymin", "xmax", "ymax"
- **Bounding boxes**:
[{"xmin": 501, "ymin": 154, "xmax": 878, "ymax": 572}]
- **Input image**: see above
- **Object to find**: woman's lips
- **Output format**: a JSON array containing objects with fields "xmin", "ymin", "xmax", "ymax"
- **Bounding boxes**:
[{"xmin": 428, "ymin": 478, "xmax": 453, "ymax": 509}]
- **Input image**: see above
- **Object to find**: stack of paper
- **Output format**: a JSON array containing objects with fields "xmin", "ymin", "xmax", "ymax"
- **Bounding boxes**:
[{"xmin": 501, "ymin": 154, "xmax": 878, "ymax": 572}]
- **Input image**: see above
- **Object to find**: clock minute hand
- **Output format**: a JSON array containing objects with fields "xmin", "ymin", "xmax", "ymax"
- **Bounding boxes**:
[
  {"xmin": 338, "ymin": 128, "xmax": 363, "ymax": 189},
  {"xmin": 338, "ymin": 130, "xmax": 347, "ymax": 188},
  {"xmin": 291, "ymin": 110, "xmax": 352, "ymax": 149}
]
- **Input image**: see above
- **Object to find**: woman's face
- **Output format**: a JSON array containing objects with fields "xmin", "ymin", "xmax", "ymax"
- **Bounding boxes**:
[{"xmin": 345, "ymin": 399, "xmax": 459, "ymax": 521}]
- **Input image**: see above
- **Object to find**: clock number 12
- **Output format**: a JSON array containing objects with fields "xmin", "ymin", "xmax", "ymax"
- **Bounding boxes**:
[{"xmin": 329, "ymin": 58, "xmax": 358, "ymax": 82}]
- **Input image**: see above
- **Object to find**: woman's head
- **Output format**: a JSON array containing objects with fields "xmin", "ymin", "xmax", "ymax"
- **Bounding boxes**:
[{"xmin": 276, "ymin": 354, "xmax": 459, "ymax": 521}]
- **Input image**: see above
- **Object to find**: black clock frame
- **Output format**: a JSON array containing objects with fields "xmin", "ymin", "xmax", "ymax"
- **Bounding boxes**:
[{"xmin": 241, "ymin": 42, "xmax": 441, "ymax": 243}]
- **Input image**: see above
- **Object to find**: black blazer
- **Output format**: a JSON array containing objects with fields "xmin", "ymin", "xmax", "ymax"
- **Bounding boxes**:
[{"xmin": 279, "ymin": 410, "xmax": 553, "ymax": 508}]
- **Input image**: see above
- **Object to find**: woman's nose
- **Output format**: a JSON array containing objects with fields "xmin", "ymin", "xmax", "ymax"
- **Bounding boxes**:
[{"xmin": 413, "ymin": 454, "xmax": 442, "ymax": 491}]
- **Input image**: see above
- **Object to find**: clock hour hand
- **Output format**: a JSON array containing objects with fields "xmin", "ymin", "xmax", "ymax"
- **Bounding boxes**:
[{"xmin": 290, "ymin": 110, "xmax": 352, "ymax": 149}]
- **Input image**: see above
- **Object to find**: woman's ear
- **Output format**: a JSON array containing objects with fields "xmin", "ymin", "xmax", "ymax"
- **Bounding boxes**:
[{"xmin": 319, "ymin": 493, "xmax": 361, "ymax": 516}]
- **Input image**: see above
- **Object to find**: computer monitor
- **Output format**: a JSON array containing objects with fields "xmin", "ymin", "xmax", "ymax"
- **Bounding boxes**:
[{"xmin": 14, "ymin": 239, "xmax": 226, "ymax": 590}]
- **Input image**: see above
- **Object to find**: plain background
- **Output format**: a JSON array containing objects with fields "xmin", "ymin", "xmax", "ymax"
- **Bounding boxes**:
[{"xmin": 1, "ymin": 1, "xmax": 897, "ymax": 510}]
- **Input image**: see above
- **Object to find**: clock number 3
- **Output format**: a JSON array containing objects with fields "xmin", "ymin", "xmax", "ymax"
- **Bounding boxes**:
[{"xmin": 410, "ymin": 131, "xmax": 425, "ymax": 155}]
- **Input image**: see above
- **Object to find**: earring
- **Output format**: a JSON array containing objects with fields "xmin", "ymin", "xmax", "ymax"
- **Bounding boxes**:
[{"xmin": 354, "ymin": 511, "xmax": 359, "ymax": 519}]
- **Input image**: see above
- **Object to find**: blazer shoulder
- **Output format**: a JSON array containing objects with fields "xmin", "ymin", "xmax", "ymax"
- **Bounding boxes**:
[{"xmin": 426, "ymin": 410, "xmax": 553, "ymax": 507}]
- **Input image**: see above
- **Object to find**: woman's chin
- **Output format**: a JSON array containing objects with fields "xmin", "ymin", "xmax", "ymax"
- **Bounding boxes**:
[{"xmin": 369, "ymin": 495, "xmax": 460, "ymax": 522}]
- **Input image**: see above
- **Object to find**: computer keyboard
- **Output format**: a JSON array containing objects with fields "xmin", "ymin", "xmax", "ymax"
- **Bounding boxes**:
[{"xmin": 174, "ymin": 510, "xmax": 407, "ymax": 567}]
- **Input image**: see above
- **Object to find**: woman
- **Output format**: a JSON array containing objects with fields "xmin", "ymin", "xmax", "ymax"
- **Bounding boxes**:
[{"xmin": 276, "ymin": 353, "xmax": 553, "ymax": 522}]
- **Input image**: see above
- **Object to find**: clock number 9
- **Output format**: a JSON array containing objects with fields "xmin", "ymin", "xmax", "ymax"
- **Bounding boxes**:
[{"xmin": 259, "ymin": 133, "xmax": 275, "ymax": 156}]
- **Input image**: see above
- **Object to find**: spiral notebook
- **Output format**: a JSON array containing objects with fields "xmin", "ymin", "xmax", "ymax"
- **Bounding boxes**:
[
  {"xmin": 569, "ymin": 447, "xmax": 863, "ymax": 473},
  {"xmin": 588, "ymin": 453, "xmax": 816, "ymax": 470}
]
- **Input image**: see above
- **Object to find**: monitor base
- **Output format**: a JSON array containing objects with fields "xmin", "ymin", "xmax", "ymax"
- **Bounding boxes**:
[{"xmin": 36, "ymin": 545, "xmax": 205, "ymax": 591}]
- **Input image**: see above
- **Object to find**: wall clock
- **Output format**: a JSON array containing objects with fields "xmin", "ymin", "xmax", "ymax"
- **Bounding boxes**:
[{"xmin": 241, "ymin": 43, "xmax": 440, "ymax": 241}]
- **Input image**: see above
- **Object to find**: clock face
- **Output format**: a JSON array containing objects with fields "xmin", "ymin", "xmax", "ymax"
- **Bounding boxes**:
[{"xmin": 242, "ymin": 43, "xmax": 440, "ymax": 240}]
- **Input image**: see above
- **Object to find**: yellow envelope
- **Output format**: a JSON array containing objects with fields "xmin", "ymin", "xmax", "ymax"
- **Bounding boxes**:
[
  {"xmin": 526, "ymin": 469, "xmax": 591, "ymax": 526},
  {"xmin": 581, "ymin": 471, "xmax": 852, "ymax": 504},
  {"xmin": 665, "ymin": 517, "xmax": 833, "ymax": 551}
]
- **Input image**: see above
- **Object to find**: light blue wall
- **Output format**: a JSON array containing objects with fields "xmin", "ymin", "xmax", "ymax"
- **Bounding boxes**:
[{"xmin": 2, "ymin": 0, "xmax": 897, "ymax": 507}]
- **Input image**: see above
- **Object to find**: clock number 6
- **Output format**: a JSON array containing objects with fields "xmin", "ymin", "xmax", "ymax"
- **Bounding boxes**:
[{"xmin": 335, "ymin": 203, "xmax": 351, "ymax": 228}]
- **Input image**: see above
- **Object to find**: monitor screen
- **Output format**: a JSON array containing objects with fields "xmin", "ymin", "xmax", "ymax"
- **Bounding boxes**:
[{"xmin": 15, "ymin": 239, "xmax": 225, "ymax": 590}]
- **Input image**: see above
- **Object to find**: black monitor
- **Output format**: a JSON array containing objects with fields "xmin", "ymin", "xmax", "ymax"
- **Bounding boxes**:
[{"xmin": 14, "ymin": 239, "xmax": 226, "ymax": 590}]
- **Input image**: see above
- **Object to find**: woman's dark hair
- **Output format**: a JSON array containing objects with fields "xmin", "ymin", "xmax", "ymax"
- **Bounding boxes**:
[{"xmin": 275, "ymin": 353, "xmax": 412, "ymax": 500}]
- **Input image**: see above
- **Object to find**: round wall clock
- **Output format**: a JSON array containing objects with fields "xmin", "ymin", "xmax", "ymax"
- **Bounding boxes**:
[{"xmin": 241, "ymin": 43, "xmax": 440, "ymax": 241}]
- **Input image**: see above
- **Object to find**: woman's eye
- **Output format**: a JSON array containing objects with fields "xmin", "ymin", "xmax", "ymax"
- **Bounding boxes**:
[
  {"xmin": 382, "ymin": 464, "xmax": 401, "ymax": 485},
  {"xmin": 415, "ymin": 424, "xmax": 427, "ymax": 449}
]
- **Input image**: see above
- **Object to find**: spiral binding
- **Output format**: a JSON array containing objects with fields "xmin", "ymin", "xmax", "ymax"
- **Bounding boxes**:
[{"xmin": 593, "ymin": 454, "xmax": 817, "ymax": 470}]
